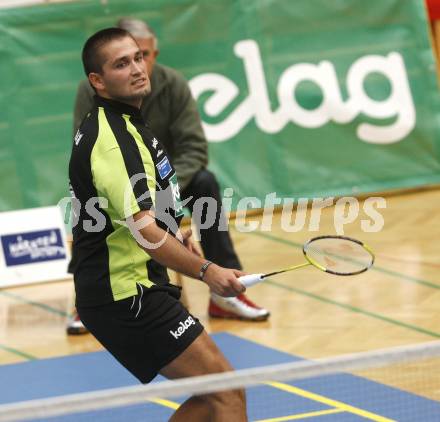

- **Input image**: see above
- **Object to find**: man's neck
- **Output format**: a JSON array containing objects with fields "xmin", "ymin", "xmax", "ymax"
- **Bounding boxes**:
[{"xmin": 98, "ymin": 92, "xmax": 141, "ymax": 109}]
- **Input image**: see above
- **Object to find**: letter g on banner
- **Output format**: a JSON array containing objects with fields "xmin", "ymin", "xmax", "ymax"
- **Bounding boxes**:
[{"xmin": 346, "ymin": 52, "xmax": 416, "ymax": 144}]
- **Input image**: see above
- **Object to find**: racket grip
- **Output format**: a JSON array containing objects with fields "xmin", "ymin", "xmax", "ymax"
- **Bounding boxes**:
[{"xmin": 238, "ymin": 274, "xmax": 265, "ymax": 287}]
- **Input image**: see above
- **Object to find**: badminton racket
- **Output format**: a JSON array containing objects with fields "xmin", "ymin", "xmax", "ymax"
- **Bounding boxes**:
[{"xmin": 238, "ymin": 235, "xmax": 374, "ymax": 287}]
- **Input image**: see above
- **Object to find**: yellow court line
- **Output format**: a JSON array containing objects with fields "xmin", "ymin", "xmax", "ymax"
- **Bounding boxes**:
[
  {"xmin": 148, "ymin": 397, "xmax": 180, "ymax": 410},
  {"xmin": 256, "ymin": 407, "xmax": 344, "ymax": 421},
  {"xmin": 266, "ymin": 382, "xmax": 395, "ymax": 422}
]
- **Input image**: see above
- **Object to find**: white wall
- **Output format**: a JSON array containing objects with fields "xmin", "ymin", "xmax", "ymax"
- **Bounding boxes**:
[{"xmin": 0, "ymin": 0, "xmax": 77, "ymax": 10}]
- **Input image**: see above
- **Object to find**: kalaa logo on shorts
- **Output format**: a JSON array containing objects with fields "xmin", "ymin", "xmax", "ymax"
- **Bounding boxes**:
[{"xmin": 169, "ymin": 316, "xmax": 195, "ymax": 339}]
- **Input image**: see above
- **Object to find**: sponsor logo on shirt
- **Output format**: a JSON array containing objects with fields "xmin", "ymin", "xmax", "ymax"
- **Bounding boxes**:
[
  {"xmin": 169, "ymin": 315, "xmax": 196, "ymax": 339},
  {"xmin": 156, "ymin": 156, "xmax": 172, "ymax": 179},
  {"xmin": 169, "ymin": 173, "xmax": 184, "ymax": 217},
  {"xmin": 74, "ymin": 130, "xmax": 84, "ymax": 146},
  {"xmin": 157, "ymin": 149, "xmax": 163, "ymax": 157},
  {"xmin": 1, "ymin": 229, "xmax": 66, "ymax": 267},
  {"xmin": 152, "ymin": 137, "xmax": 159, "ymax": 149}
]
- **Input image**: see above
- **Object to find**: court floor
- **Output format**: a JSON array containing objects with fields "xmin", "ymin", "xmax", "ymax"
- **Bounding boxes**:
[
  {"xmin": 1, "ymin": 188, "xmax": 440, "ymax": 419},
  {"xmin": 1, "ymin": 333, "xmax": 439, "ymax": 421}
]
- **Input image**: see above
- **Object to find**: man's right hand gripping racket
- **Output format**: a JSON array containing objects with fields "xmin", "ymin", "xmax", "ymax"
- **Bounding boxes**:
[{"xmin": 238, "ymin": 235, "xmax": 375, "ymax": 287}]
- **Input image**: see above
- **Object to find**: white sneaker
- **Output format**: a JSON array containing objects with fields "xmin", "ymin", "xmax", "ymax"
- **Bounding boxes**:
[
  {"xmin": 209, "ymin": 293, "xmax": 270, "ymax": 321},
  {"xmin": 66, "ymin": 311, "xmax": 89, "ymax": 335}
]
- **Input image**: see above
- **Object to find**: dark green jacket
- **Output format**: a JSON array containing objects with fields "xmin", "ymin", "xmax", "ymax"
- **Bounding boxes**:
[{"xmin": 73, "ymin": 63, "xmax": 208, "ymax": 190}]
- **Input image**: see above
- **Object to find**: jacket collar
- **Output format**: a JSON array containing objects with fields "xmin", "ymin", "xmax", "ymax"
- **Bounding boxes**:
[
  {"xmin": 141, "ymin": 63, "xmax": 167, "ymax": 109},
  {"xmin": 149, "ymin": 63, "xmax": 167, "ymax": 94}
]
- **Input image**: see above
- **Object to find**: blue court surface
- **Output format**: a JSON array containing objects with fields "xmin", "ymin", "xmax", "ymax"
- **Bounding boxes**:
[{"xmin": 1, "ymin": 333, "xmax": 439, "ymax": 421}]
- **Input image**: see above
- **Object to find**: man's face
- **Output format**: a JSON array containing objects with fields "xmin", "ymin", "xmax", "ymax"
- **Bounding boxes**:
[
  {"xmin": 135, "ymin": 36, "xmax": 158, "ymax": 78},
  {"xmin": 90, "ymin": 36, "xmax": 151, "ymax": 107}
]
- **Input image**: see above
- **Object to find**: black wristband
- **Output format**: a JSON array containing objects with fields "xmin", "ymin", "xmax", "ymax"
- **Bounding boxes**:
[{"xmin": 199, "ymin": 261, "xmax": 213, "ymax": 281}]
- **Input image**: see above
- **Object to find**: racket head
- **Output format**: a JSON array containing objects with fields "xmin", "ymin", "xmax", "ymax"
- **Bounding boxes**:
[{"xmin": 302, "ymin": 235, "xmax": 374, "ymax": 276}]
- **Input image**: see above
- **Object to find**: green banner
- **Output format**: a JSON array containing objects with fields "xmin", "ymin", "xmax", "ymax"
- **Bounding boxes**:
[{"xmin": 1, "ymin": 0, "xmax": 439, "ymax": 212}]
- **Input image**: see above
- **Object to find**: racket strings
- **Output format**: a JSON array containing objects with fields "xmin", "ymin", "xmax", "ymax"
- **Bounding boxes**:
[{"xmin": 304, "ymin": 238, "xmax": 373, "ymax": 275}]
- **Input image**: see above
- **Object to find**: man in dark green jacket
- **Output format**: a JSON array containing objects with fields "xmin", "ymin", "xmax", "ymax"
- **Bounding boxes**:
[{"xmin": 67, "ymin": 18, "xmax": 269, "ymax": 334}]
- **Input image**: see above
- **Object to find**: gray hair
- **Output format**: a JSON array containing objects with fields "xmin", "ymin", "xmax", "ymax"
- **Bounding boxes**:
[{"xmin": 117, "ymin": 18, "xmax": 158, "ymax": 49}]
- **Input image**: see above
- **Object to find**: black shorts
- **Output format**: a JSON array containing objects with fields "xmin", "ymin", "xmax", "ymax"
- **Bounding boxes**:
[{"xmin": 77, "ymin": 283, "xmax": 204, "ymax": 383}]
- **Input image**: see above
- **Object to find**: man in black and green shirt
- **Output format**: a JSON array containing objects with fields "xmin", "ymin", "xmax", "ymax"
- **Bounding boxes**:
[
  {"xmin": 69, "ymin": 28, "xmax": 247, "ymax": 421},
  {"xmin": 69, "ymin": 19, "xmax": 269, "ymax": 330}
]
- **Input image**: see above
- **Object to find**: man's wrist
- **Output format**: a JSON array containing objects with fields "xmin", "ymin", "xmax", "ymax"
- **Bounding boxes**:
[{"xmin": 199, "ymin": 260, "xmax": 213, "ymax": 281}]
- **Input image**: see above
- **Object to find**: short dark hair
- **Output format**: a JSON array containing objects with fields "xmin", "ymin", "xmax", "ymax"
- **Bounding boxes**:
[{"xmin": 82, "ymin": 27, "xmax": 133, "ymax": 76}]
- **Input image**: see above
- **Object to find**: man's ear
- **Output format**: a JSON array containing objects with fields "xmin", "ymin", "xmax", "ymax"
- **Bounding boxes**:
[
  {"xmin": 89, "ymin": 73, "xmax": 104, "ymax": 91},
  {"xmin": 154, "ymin": 49, "xmax": 159, "ymax": 59}
]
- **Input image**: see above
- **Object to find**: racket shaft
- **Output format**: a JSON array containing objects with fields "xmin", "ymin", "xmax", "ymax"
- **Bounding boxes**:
[
  {"xmin": 264, "ymin": 262, "xmax": 311, "ymax": 277},
  {"xmin": 240, "ymin": 263, "xmax": 311, "ymax": 288}
]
